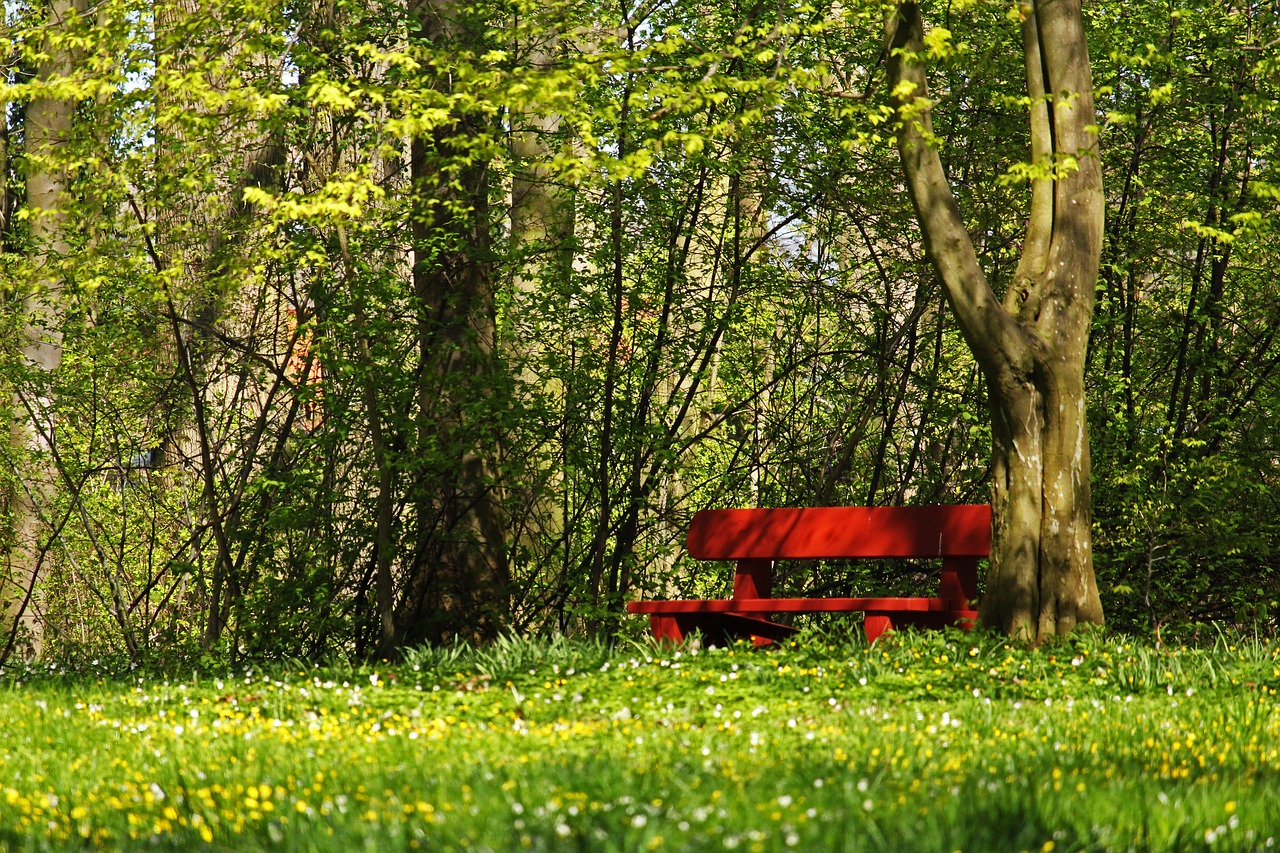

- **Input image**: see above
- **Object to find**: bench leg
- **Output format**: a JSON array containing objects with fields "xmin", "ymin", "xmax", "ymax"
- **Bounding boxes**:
[
  {"xmin": 650, "ymin": 615, "xmax": 684, "ymax": 644},
  {"xmin": 864, "ymin": 614, "xmax": 892, "ymax": 644},
  {"xmin": 939, "ymin": 557, "xmax": 979, "ymax": 610}
]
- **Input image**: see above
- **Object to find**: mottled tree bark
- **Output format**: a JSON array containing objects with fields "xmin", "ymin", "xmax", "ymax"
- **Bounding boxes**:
[
  {"xmin": 887, "ymin": 0, "xmax": 1104, "ymax": 640},
  {"xmin": 393, "ymin": 0, "xmax": 509, "ymax": 650}
]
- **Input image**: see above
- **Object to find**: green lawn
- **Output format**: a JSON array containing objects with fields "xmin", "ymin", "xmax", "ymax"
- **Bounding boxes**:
[{"xmin": 2, "ymin": 629, "xmax": 1278, "ymax": 851}]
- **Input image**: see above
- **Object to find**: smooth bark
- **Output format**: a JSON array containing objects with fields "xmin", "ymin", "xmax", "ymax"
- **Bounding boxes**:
[
  {"xmin": 4, "ymin": 0, "xmax": 85, "ymax": 657},
  {"xmin": 506, "ymin": 28, "xmax": 576, "ymax": 576},
  {"xmin": 887, "ymin": 0, "xmax": 1104, "ymax": 640}
]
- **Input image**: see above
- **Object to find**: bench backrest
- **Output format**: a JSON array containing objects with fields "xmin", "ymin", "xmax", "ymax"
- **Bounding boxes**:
[{"xmin": 686, "ymin": 505, "xmax": 991, "ymax": 561}]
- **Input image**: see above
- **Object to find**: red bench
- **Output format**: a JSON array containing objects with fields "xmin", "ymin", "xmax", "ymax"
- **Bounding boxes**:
[{"xmin": 628, "ymin": 505, "xmax": 990, "ymax": 645}]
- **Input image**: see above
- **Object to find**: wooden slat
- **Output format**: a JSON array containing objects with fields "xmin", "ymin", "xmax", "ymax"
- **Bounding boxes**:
[
  {"xmin": 685, "ymin": 505, "xmax": 991, "ymax": 560},
  {"xmin": 628, "ymin": 596, "xmax": 948, "ymax": 614}
]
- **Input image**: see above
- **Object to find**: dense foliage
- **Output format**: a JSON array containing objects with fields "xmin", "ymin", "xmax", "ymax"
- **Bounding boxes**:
[{"xmin": 0, "ymin": 0, "xmax": 1276, "ymax": 663}]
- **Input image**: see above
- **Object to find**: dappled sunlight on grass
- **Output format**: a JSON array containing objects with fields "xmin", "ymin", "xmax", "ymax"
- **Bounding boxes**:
[{"xmin": 0, "ymin": 629, "xmax": 1278, "ymax": 850}]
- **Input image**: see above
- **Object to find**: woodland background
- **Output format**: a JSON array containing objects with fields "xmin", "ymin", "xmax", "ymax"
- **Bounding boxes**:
[{"xmin": 0, "ymin": 0, "xmax": 1277, "ymax": 664}]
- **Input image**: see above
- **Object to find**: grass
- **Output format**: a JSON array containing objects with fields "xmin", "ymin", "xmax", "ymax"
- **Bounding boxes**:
[{"xmin": 1, "ymin": 628, "xmax": 1279, "ymax": 851}]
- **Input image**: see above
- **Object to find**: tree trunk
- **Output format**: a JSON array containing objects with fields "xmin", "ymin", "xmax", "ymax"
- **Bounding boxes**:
[
  {"xmin": 142, "ymin": 0, "xmax": 288, "ymax": 651},
  {"xmin": 506, "ymin": 29, "xmax": 576, "ymax": 578},
  {"xmin": 396, "ymin": 0, "xmax": 509, "ymax": 649},
  {"xmin": 4, "ymin": 0, "xmax": 84, "ymax": 658},
  {"xmin": 0, "ymin": 90, "xmax": 10, "ymax": 250},
  {"xmin": 887, "ymin": 0, "xmax": 1104, "ymax": 640}
]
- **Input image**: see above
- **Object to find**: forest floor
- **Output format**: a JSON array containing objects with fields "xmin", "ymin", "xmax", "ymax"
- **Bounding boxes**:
[{"xmin": 0, "ymin": 628, "xmax": 1277, "ymax": 851}]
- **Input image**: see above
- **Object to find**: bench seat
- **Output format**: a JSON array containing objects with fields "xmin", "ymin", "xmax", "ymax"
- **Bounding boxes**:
[
  {"xmin": 629, "ymin": 596, "xmax": 959, "ymax": 613},
  {"xmin": 627, "ymin": 504, "xmax": 990, "ymax": 645}
]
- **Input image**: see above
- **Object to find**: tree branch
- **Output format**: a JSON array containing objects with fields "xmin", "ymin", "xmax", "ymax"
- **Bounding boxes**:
[
  {"xmin": 1009, "ymin": 0, "xmax": 1054, "ymax": 320},
  {"xmin": 885, "ymin": 1, "xmax": 1017, "ymax": 374}
]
